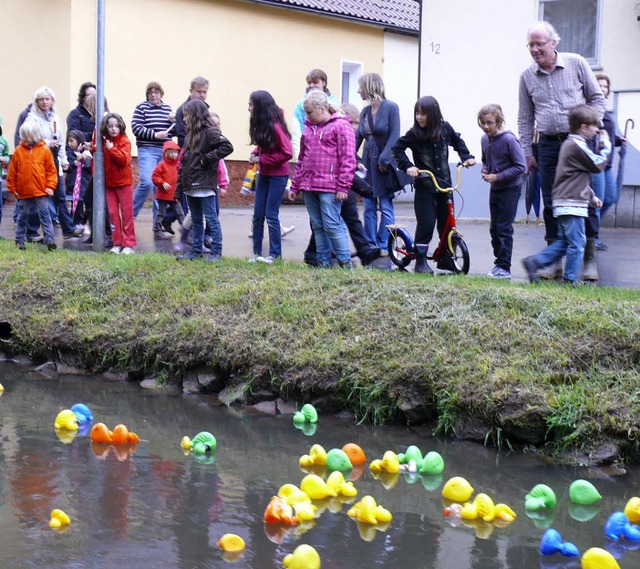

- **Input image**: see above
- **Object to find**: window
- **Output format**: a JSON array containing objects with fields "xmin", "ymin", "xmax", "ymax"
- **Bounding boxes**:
[
  {"xmin": 539, "ymin": 0, "xmax": 601, "ymax": 66},
  {"xmin": 340, "ymin": 61, "xmax": 363, "ymax": 105}
]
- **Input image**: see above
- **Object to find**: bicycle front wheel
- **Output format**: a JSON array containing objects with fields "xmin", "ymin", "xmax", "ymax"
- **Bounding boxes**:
[
  {"xmin": 388, "ymin": 230, "xmax": 413, "ymax": 268},
  {"xmin": 450, "ymin": 234, "xmax": 470, "ymax": 274}
]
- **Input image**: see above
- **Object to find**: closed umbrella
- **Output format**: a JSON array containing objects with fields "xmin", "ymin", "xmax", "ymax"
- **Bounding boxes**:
[{"xmin": 616, "ymin": 118, "xmax": 635, "ymax": 196}]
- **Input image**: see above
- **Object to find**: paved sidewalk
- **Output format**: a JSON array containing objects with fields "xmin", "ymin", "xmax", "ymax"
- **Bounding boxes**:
[{"xmin": 2, "ymin": 201, "xmax": 640, "ymax": 288}]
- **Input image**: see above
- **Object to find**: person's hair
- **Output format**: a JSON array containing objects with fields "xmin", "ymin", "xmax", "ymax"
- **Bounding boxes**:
[
  {"xmin": 184, "ymin": 99, "xmax": 215, "ymax": 150},
  {"xmin": 477, "ymin": 104, "xmax": 505, "ymax": 130},
  {"xmin": 339, "ymin": 102, "xmax": 360, "ymax": 122},
  {"xmin": 84, "ymin": 93, "xmax": 110, "ymax": 118},
  {"xmin": 595, "ymin": 73, "xmax": 611, "ymax": 89},
  {"xmin": 100, "ymin": 112, "xmax": 127, "ymax": 138},
  {"xmin": 412, "ymin": 96, "xmax": 444, "ymax": 143},
  {"xmin": 304, "ymin": 90, "xmax": 339, "ymax": 114},
  {"xmin": 67, "ymin": 129, "xmax": 86, "ymax": 146},
  {"xmin": 33, "ymin": 86, "xmax": 56, "ymax": 105},
  {"xmin": 358, "ymin": 73, "xmax": 386, "ymax": 103},
  {"xmin": 19, "ymin": 120, "xmax": 43, "ymax": 144},
  {"xmin": 528, "ymin": 21, "xmax": 560, "ymax": 43},
  {"xmin": 146, "ymin": 81, "xmax": 164, "ymax": 98},
  {"xmin": 77, "ymin": 82, "xmax": 96, "ymax": 105},
  {"xmin": 568, "ymin": 104, "xmax": 599, "ymax": 133},
  {"xmin": 249, "ymin": 90, "xmax": 291, "ymax": 148},
  {"xmin": 190, "ymin": 76, "xmax": 209, "ymax": 91},
  {"xmin": 306, "ymin": 69, "xmax": 331, "ymax": 95}
]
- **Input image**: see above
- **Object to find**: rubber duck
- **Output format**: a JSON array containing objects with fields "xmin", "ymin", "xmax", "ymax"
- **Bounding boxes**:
[
  {"xmin": 49, "ymin": 509, "xmax": 71, "ymax": 530},
  {"xmin": 539, "ymin": 528, "xmax": 579, "ymax": 557},
  {"xmin": 180, "ymin": 436, "xmax": 193, "ymax": 452},
  {"xmin": 369, "ymin": 451, "xmax": 400, "ymax": 474},
  {"xmin": 216, "ymin": 533, "xmax": 245, "ymax": 552},
  {"xmin": 283, "ymin": 544, "xmax": 320, "ymax": 569},
  {"xmin": 525, "ymin": 484, "xmax": 557, "ymax": 510},
  {"xmin": 111, "ymin": 424, "xmax": 140, "ymax": 445},
  {"xmin": 347, "ymin": 495, "xmax": 392, "ymax": 525},
  {"xmin": 278, "ymin": 484, "xmax": 312, "ymax": 506},
  {"xmin": 604, "ymin": 511, "xmax": 640, "ymax": 541},
  {"xmin": 54, "ymin": 409, "xmax": 79, "ymax": 432},
  {"xmin": 294, "ymin": 501, "xmax": 317, "ymax": 522},
  {"xmin": 398, "ymin": 445, "xmax": 423, "ymax": 465},
  {"xmin": 419, "ymin": 451, "xmax": 445, "ymax": 475},
  {"xmin": 624, "ymin": 497, "xmax": 640, "ymax": 523},
  {"xmin": 55, "ymin": 428, "xmax": 78, "ymax": 444},
  {"xmin": 494, "ymin": 503, "xmax": 517, "ymax": 523},
  {"xmin": 569, "ymin": 479, "xmax": 602, "ymax": 505},
  {"xmin": 442, "ymin": 476, "xmax": 474, "ymax": 502},
  {"xmin": 299, "ymin": 444, "xmax": 327, "ymax": 468},
  {"xmin": 264, "ymin": 496, "xmax": 299, "ymax": 525},
  {"xmin": 70, "ymin": 403, "xmax": 93, "ymax": 425},
  {"xmin": 342, "ymin": 442, "xmax": 366, "ymax": 466},
  {"xmin": 300, "ymin": 474, "xmax": 336, "ymax": 500},
  {"xmin": 443, "ymin": 503, "xmax": 463, "ymax": 526},
  {"xmin": 325, "ymin": 448, "xmax": 352, "ymax": 472},
  {"xmin": 461, "ymin": 493, "xmax": 496, "ymax": 522},
  {"xmin": 293, "ymin": 403, "xmax": 318, "ymax": 425},
  {"xmin": 191, "ymin": 431, "xmax": 216, "ymax": 455},
  {"xmin": 0, "ymin": 383, "xmax": 4, "ymax": 394},
  {"xmin": 326, "ymin": 470, "xmax": 357, "ymax": 498},
  {"xmin": 581, "ymin": 547, "xmax": 620, "ymax": 569}
]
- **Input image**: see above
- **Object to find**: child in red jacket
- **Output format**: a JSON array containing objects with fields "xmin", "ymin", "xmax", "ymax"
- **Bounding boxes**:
[
  {"xmin": 151, "ymin": 140, "xmax": 184, "ymax": 240},
  {"xmin": 7, "ymin": 120, "xmax": 58, "ymax": 251}
]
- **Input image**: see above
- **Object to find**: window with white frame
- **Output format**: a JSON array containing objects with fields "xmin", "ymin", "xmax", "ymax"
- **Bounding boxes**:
[
  {"xmin": 341, "ymin": 61, "xmax": 363, "ymax": 105},
  {"xmin": 539, "ymin": 0, "xmax": 601, "ymax": 66}
]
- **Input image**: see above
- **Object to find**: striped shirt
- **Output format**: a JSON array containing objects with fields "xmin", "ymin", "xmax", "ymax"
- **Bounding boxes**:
[
  {"xmin": 518, "ymin": 52, "xmax": 605, "ymax": 156},
  {"xmin": 131, "ymin": 101, "xmax": 173, "ymax": 148}
]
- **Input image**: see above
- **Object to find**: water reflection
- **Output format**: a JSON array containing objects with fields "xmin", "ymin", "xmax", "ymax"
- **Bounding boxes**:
[{"xmin": 0, "ymin": 362, "xmax": 639, "ymax": 568}]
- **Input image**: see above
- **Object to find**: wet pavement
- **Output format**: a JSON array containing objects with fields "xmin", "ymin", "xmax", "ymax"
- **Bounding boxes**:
[{"xmin": 2, "ymin": 201, "xmax": 640, "ymax": 288}]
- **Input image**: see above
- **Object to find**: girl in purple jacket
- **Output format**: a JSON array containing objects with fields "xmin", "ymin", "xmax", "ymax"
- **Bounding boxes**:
[
  {"xmin": 288, "ymin": 91, "xmax": 356, "ymax": 268},
  {"xmin": 247, "ymin": 90, "xmax": 293, "ymax": 264}
]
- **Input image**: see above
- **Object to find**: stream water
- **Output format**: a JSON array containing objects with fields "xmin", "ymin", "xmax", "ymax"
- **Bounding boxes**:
[{"xmin": 0, "ymin": 362, "xmax": 638, "ymax": 569}]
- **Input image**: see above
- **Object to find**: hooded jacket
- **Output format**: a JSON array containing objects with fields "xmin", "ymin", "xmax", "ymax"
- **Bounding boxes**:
[
  {"xmin": 7, "ymin": 141, "xmax": 58, "ymax": 199},
  {"xmin": 102, "ymin": 133, "xmax": 133, "ymax": 188},
  {"xmin": 152, "ymin": 140, "xmax": 181, "ymax": 201}
]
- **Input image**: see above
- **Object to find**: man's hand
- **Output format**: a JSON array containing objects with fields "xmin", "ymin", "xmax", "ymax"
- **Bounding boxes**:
[{"xmin": 525, "ymin": 155, "xmax": 537, "ymax": 172}]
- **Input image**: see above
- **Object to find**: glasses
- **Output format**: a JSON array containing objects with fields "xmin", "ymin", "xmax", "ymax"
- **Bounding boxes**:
[{"xmin": 526, "ymin": 39, "xmax": 552, "ymax": 50}]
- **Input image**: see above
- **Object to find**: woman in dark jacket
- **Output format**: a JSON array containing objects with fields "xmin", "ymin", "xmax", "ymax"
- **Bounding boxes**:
[{"xmin": 177, "ymin": 99, "xmax": 233, "ymax": 261}]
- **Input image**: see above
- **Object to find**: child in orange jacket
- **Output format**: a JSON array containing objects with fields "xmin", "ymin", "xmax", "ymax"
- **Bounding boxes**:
[
  {"xmin": 7, "ymin": 121, "xmax": 58, "ymax": 250},
  {"xmin": 151, "ymin": 140, "xmax": 184, "ymax": 239}
]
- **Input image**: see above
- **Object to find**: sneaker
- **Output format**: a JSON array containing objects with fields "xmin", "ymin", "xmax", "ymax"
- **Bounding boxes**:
[
  {"xmin": 257, "ymin": 255, "xmax": 275, "ymax": 264},
  {"xmin": 595, "ymin": 240, "xmax": 608, "ymax": 251},
  {"xmin": 206, "ymin": 254, "xmax": 223, "ymax": 262},
  {"xmin": 109, "ymin": 246, "xmax": 122, "ymax": 254},
  {"xmin": 46, "ymin": 242, "xmax": 57, "ymax": 251},
  {"xmin": 487, "ymin": 266, "xmax": 511, "ymax": 279},
  {"xmin": 204, "ymin": 238, "xmax": 213, "ymax": 249},
  {"xmin": 154, "ymin": 231, "xmax": 172, "ymax": 240},
  {"xmin": 281, "ymin": 225, "xmax": 296, "ymax": 238},
  {"xmin": 27, "ymin": 235, "xmax": 44, "ymax": 243},
  {"xmin": 522, "ymin": 256, "xmax": 540, "ymax": 283},
  {"xmin": 121, "ymin": 247, "xmax": 135, "ymax": 255},
  {"xmin": 379, "ymin": 249, "xmax": 389, "ymax": 258},
  {"xmin": 248, "ymin": 254, "xmax": 260, "ymax": 263},
  {"xmin": 177, "ymin": 252, "xmax": 203, "ymax": 261},
  {"xmin": 248, "ymin": 232, "xmax": 253, "ymax": 239},
  {"xmin": 162, "ymin": 220, "xmax": 175, "ymax": 235},
  {"xmin": 16, "ymin": 241, "xmax": 26, "ymax": 250}
]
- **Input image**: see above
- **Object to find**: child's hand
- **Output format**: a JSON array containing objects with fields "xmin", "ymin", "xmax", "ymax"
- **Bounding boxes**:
[
  {"xmin": 406, "ymin": 166, "xmax": 420, "ymax": 178},
  {"xmin": 104, "ymin": 139, "xmax": 113, "ymax": 150},
  {"xmin": 288, "ymin": 190, "xmax": 297, "ymax": 202},
  {"xmin": 462, "ymin": 159, "xmax": 476, "ymax": 167},
  {"xmin": 595, "ymin": 197, "xmax": 603, "ymax": 208},
  {"xmin": 248, "ymin": 154, "xmax": 259, "ymax": 164},
  {"xmin": 45, "ymin": 188, "xmax": 54, "ymax": 196},
  {"xmin": 163, "ymin": 182, "xmax": 171, "ymax": 190},
  {"xmin": 219, "ymin": 187, "xmax": 227, "ymax": 197}
]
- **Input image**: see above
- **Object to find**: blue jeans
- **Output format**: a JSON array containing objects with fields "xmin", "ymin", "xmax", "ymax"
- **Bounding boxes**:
[
  {"xmin": 303, "ymin": 191, "xmax": 350, "ymax": 267},
  {"xmin": 15, "ymin": 197, "xmax": 56, "ymax": 245},
  {"xmin": 186, "ymin": 194, "xmax": 222, "ymax": 256},
  {"xmin": 591, "ymin": 171, "xmax": 605, "ymax": 220},
  {"xmin": 533, "ymin": 215, "xmax": 586, "ymax": 283},
  {"xmin": 489, "ymin": 185, "xmax": 521, "ymax": 272},
  {"xmin": 363, "ymin": 194, "xmax": 395, "ymax": 249},
  {"xmin": 600, "ymin": 168, "xmax": 617, "ymax": 217},
  {"xmin": 252, "ymin": 175, "xmax": 287, "ymax": 258},
  {"xmin": 133, "ymin": 146, "xmax": 164, "ymax": 218}
]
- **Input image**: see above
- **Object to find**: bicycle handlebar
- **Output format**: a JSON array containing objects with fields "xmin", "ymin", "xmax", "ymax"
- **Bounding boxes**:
[{"xmin": 415, "ymin": 163, "xmax": 470, "ymax": 193}]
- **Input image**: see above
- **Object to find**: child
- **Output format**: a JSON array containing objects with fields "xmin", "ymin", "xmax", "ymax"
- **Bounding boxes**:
[
  {"xmin": 522, "ymin": 104, "xmax": 610, "ymax": 285},
  {"xmin": 247, "ymin": 90, "xmax": 293, "ymax": 264},
  {"xmin": 478, "ymin": 104, "xmax": 526, "ymax": 279},
  {"xmin": 151, "ymin": 140, "xmax": 184, "ymax": 240},
  {"xmin": 0, "ymin": 115, "xmax": 11, "ymax": 233},
  {"xmin": 65, "ymin": 130, "xmax": 93, "ymax": 226},
  {"xmin": 393, "ymin": 96, "xmax": 475, "ymax": 274},
  {"xmin": 6, "ymin": 121, "xmax": 58, "ymax": 250},
  {"xmin": 99, "ymin": 113, "xmax": 137, "ymax": 254},
  {"xmin": 288, "ymin": 90, "xmax": 355, "ymax": 269}
]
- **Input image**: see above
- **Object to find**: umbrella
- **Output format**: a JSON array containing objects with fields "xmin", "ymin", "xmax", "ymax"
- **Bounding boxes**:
[
  {"xmin": 616, "ymin": 118, "xmax": 635, "ymax": 196},
  {"xmin": 525, "ymin": 142, "xmax": 541, "ymax": 222}
]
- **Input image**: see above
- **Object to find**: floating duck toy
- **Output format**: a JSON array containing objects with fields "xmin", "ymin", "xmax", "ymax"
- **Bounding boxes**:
[
  {"xmin": 347, "ymin": 495, "xmax": 392, "ymax": 525},
  {"xmin": 180, "ymin": 431, "xmax": 216, "ymax": 455},
  {"xmin": 461, "ymin": 493, "xmax": 496, "ymax": 522},
  {"xmin": 278, "ymin": 484, "xmax": 312, "ymax": 506},
  {"xmin": 90, "ymin": 423, "xmax": 139, "ymax": 445},
  {"xmin": 419, "ymin": 451, "xmax": 445, "ymax": 475},
  {"xmin": 569, "ymin": 480, "xmax": 602, "ymax": 505},
  {"xmin": 0, "ymin": 383, "xmax": 4, "ymax": 394},
  {"xmin": 342, "ymin": 443, "xmax": 366, "ymax": 466},
  {"xmin": 369, "ymin": 451, "xmax": 400, "ymax": 474},
  {"xmin": 539, "ymin": 528, "xmax": 579, "ymax": 557},
  {"xmin": 493, "ymin": 503, "xmax": 517, "ymax": 523},
  {"xmin": 49, "ymin": 509, "xmax": 71, "ymax": 530},
  {"xmin": 216, "ymin": 533, "xmax": 245, "ymax": 552},
  {"xmin": 398, "ymin": 445, "xmax": 423, "ymax": 465},
  {"xmin": 581, "ymin": 547, "xmax": 620, "ymax": 569},
  {"xmin": 326, "ymin": 471, "xmax": 357, "ymax": 498},
  {"xmin": 525, "ymin": 484, "xmax": 557, "ymax": 510},
  {"xmin": 283, "ymin": 544, "xmax": 320, "ymax": 569},
  {"xmin": 300, "ymin": 474, "xmax": 336, "ymax": 500},
  {"xmin": 443, "ymin": 503, "xmax": 463, "ymax": 526},
  {"xmin": 325, "ymin": 448, "xmax": 352, "ymax": 472},
  {"xmin": 70, "ymin": 403, "xmax": 93, "ymax": 425},
  {"xmin": 54, "ymin": 409, "xmax": 79, "ymax": 432},
  {"xmin": 264, "ymin": 496, "xmax": 299, "ymax": 525},
  {"xmin": 299, "ymin": 444, "xmax": 327, "ymax": 468},
  {"xmin": 293, "ymin": 403, "xmax": 318, "ymax": 425},
  {"xmin": 625, "ymin": 497, "xmax": 640, "ymax": 523},
  {"xmin": 442, "ymin": 476, "xmax": 474, "ymax": 503},
  {"xmin": 605, "ymin": 511, "xmax": 640, "ymax": 541}
]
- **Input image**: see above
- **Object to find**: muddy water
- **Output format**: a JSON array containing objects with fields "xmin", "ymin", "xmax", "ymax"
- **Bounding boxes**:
[{"xmin": 0, "ymin": 362, "xmax": 638, "ymax": 569}]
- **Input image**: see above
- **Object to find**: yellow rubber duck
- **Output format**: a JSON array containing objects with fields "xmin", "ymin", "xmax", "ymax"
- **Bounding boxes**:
[
  {"xmin": 278, "ymin": 484, "xmax": 312, "ymax": 506},
  {"xmin": 49, "ymin": 509, "xmax": 71, "ymax": 530},
  {"xmin": 216, "ymin": 533, "xmax": 245, "ymax": 552},
  {"xmin": 283, "ymin": 544, "xmax": 320, "ymax": 569},
  {"xmin": 461, "ymin": 493, "xmax": 496, "ymax": 522},
  {"xmin": 369, "ymin": 450, "xmax": 400, "ymax": 474},
  {"xmin": 299, "ymin": 444, "xmax": 327, "ymax": 468},
  {"xmin": 300, "ymin": 474, "xmax": 337, "ymax": 500},
  {"xmin": 494, "ymin": 503, "xmax": 517, "ymax": 523},
  {"xmin": 0, "ymin": 383, "xmax": 4, "ymax": 394},
  {"xmin": 442, "ymin": 476, "xmax": 474, "ymax": 502},
  {"xmin": 54, "ymin": 409, "xmax": 79, "ymax": 432},
  {"xmin": 581, "ymin": 547, "xmax": 620, "ymax": 569},
  {"xmin": 347, "ymin": 495, "xmax": 392, "ymax": 525},
  {"xmin": 180, "ymin": 436, "xmax": 193, "ymax": 452},
  {"xmin": 326, "ymin": 471, "xmax": 358, "ymax": 498},
  {"xmin": 294, "ymin": 501, "xmax": 317, "ymax": 522},
  {"xmin": 624, "ymin": 496, "xmax": 640, "ymax": 523}
]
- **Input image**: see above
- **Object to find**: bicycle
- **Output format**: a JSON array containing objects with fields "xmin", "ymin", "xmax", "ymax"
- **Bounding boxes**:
[{"xmin": 386, "ymin": 163, "xmax": 472, "ymax": 274}]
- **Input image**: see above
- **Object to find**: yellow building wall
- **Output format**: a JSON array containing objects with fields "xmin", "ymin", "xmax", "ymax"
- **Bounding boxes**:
[{"xmin": 4, "ymin": 0, "xmax": 384, "ymax": 158}]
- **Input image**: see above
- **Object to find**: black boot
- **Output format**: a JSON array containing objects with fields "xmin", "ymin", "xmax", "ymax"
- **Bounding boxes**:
[{"xmin": 414, "ymin": 254, "xmax": 433, "ymax": 274}]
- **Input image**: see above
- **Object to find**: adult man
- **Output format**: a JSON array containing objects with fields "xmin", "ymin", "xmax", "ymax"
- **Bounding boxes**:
[
  {"xmin": 174, "ymin": 76, "xmax": 209, "ymax": 148},
  {"xmin": 518, "ymin": 21, "xmax": 605, "ymax": 280}
]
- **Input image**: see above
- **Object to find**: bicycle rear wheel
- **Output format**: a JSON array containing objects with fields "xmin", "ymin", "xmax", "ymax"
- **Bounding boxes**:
[
  {"xmin": 387, "ymin": 230, "xmax": 413, "ymax": 268},
  {"xmin": 450, "ymin": 234, "xmax": 470, "ymax": 274}
]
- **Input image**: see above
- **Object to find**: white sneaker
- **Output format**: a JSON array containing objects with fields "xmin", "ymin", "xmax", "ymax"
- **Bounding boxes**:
[
  {"xmin": 121, "ymin": 247, "xmax": 135, "ymax": 255},
  {"xmin": 257, "ymin": 255, "xmax": 275, "ymax": 264},
  {"xmin": 487, "ymin": 266, "xmax": 511, "ymax": 279},
  {"xmin": 109, "ymin": 246, "xmax": 122, "ymax": 254},
  {"xmin": 248, "ymin": 254, "xmax": 260, "ymax": 263},
  {"xmin": 281, "ymin": 225, "xmax": 296, "ymax": 238}
]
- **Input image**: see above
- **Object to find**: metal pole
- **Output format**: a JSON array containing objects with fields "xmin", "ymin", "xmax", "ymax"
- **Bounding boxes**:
[{"xmin": 93, "ymin": 0, "xmax": 106, "ymax": 252}]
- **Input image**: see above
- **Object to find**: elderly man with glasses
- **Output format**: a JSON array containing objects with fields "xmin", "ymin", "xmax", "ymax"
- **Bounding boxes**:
[{"xmin": 518, "ymin": 21, "xmax": 605, "ymax": 280}]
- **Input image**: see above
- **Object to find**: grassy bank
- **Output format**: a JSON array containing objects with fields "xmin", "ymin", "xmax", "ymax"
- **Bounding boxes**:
[{"xmin": 1, "ymin": 243, "xmax": 639, "ymax": 464}]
